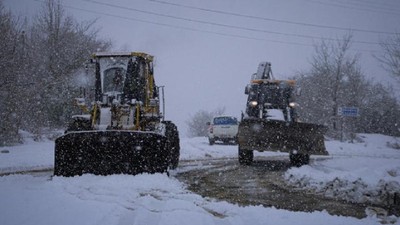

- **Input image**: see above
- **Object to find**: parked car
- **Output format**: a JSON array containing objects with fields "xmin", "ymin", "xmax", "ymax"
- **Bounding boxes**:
[{"xmin": 207, "ymin": 115, "xmax": 239, "ymax": 145}]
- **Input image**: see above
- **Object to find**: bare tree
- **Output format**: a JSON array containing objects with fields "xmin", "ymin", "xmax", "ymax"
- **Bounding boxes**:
[
  {"xmin": 0, "ymin": 2, "xmax": 27, "ymax": 145},
  {"xmin": 296, "ymin": 34, "xmax": 364, "ymax": 138},
  {"xmin": 356, "ymin": 83, "xmax": 400, "ymax": 136},
  {"xmin": 0, "ymin": 0, "xmax": 110, "ymax": 144},
  {"xmin": 186, "ymin": 107, "xmax": 225, "ymax": 137},
  {"xmin": 297, "ymin": 34, "xmax": 400, "ymax": 138},
  {"xmin": 25, "ymin": 0, "xmax": 110, "ymax": 133},
  {"xmin": 378, "ymin": 34, "xmax": 400, "ymax": 80}
]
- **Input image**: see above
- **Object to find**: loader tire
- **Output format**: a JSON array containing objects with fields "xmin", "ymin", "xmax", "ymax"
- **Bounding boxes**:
[
  {"xmin": 163, "ymin": 121, "xmax": 180, "ymax": 170},
  {"xmin": 238, "ymin": 147, "xmax": 253, "ymax": 165},
  {"xmin": 289, "ymin": 153, "xmax": 310, "ymax": 167}
]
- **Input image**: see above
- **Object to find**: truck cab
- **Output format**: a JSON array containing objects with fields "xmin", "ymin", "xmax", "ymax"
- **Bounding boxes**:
[{"xmin": 207, "ymin": 116, "xmax": 239, "ymax": 145}]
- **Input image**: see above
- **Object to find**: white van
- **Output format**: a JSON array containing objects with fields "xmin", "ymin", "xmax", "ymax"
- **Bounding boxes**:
[{"xmin": 207, "ymin": 116, "xmax": 239, "ymax": 145}]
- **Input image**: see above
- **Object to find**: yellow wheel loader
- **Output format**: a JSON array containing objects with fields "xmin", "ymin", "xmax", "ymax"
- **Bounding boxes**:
[
  {"xmin": 54, "ymin": 52, "xmax": 179, "ymax": 176},
  {"xmin": 238, "ymin": 62, "xmax": 328, "ymax": 167}
]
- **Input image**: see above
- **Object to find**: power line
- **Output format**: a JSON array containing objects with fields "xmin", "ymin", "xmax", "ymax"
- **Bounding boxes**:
[
  {"xmin": 80, "ymin": 0, "xmax": 383, "ymax": 46},
  {"xmin": 304, "ymin": 0, "xmax": 400, "ymax": 17},
  {"xmin": 31, "ymin": 0, "xmax": 383, "ymax": 54},
  {"xmin": 38, "ymin": 0, "xmax": 312, "ymax": 47},
  {"xmin": 336, "ymin": 0, "xmax": 400, "ymax": 15},
  {"xmin": 143, "ymin": 0, "xmax": 398, "ymax": 35},
  {"xmin": 346, "ymin": 0, "xmax": 400, "ymax": 11}
]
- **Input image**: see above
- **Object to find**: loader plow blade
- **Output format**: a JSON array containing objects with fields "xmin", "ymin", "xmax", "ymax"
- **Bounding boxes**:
[
  {"xmin": 54, "ymin": 131, "xmax": 169, "ymax": 176},
  {"xmin": 238, "ymin": 118, "xmax": 328, "ymax": 155}
]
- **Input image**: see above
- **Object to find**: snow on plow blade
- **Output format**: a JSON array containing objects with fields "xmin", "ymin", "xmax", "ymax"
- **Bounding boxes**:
[
  {"xmin": 238, "ymin": 118, "xmax": 328, "ymax": 155},
  {"xmin": 54, "ymin": 131, "xmax": 169, "ymax": 176}
]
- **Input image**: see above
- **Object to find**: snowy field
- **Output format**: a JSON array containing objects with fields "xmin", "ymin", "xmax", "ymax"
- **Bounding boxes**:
[{"xmin": 0, "ymin": 133, "xmax": 399, "ymax": 225}]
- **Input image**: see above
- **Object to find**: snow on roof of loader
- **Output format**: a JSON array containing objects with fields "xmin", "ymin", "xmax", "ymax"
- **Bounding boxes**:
[{"xmin": 93, "ymin": 52, "xmax": 154, "ymax": 60}]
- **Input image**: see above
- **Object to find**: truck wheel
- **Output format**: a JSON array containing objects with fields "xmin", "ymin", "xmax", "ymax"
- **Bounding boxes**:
[
  {"xmin": 289, "ymin": 153, "xmax": 309, "ymax": 167},
  {"xmin": 233, "ymin": 136, "xmax": 238, "ymax": 145},
  {"xmin": 209, "ymin": 138, "xmax": 215, "ymax": 145},
  {"xmin": 163, "ymin": 121, "xmax": 180, "ymax": 170},
  {"xmin": 238, "ymin": 147, "xmax": 253, "ymax": 165}
]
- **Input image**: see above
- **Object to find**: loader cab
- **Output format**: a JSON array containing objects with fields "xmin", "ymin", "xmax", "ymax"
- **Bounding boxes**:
[
  {"xmin": 245, "ymin": 80, "xmax": 298, "ymax": 122},
  {"xmin": 94, "ymin": 53, "xmax": 132, "ymax": 105},
  {"xmin": 99, "ymin": 67, "xmax": 127, "ymax": 104},
  {"xmin": 103, "ymin": 67, "xmax": 126, "ymax": 94},
  {"xmin": 90, "ymin": 52, "xmax": 161, "ymax": 130},
  {"xmin": 93, "ymin": 52, "xmax": 155, "ymax": 107}
]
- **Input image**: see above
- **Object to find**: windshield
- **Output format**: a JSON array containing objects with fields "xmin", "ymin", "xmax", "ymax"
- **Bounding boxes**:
[
  {"xmin": 213, "ymin": 116, "xmax": 238, "ymax": 125},
  {"xmin": 103, "ymin": 67, "xmax": 126, "ymax": 93}
]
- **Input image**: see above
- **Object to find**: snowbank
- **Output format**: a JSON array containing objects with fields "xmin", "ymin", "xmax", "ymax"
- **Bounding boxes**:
[
  {"xmin": 285, "ymin": 134, "xmax": 400, "ymax": 206},
  {"xmin": 0, "ymin": 173, "xmax": 382, "ymax": 225}
]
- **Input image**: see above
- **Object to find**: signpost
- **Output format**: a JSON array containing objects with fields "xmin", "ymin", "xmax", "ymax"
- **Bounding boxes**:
[
  {"xmin": 338, "ymin": 107, "xmax": 359, "ymax": 117},
  {"xmin": 338, "ymin": 107, "xmax": 359, "ymax": 142}
]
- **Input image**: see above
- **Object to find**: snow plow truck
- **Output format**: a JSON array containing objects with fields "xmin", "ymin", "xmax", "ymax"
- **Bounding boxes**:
[
  {"xmin": 238, "ymin": 62, "xmax": 328, "ymax": 167},
  {"xmin": 54, "ymin": 52, "xmax": 180, "ymax": 176}
]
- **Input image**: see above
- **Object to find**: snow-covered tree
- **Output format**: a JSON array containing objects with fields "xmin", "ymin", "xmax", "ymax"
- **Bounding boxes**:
[
  {"xmin": 296, "ymin": 35, "xmax": 400, "ymax": 138},
  {"xmin": 378, "ymin": 34, "xmax": 400, "ymax": 81},
  {"xmin": 0, "ymin": 2, "xmax": 27, "ymax": 145},
  {"xmin": 296, "ymin": 35, "xmax": 362, "ymax": 137},
  {"xmin": 32, "ymin": 1, "xmax": 111, "ymax": 134},
  {"xmin": 25, "ymin": 0, "xmax": 110, "ymax": 132},
  {"xmin": 186, "ymin": 107, "xmax": 225, "ymax": 137},
  {"xmin": 0, "ymin": 0, "xmax": 110, "ymax": 144},
  {"xmin": 356, "ymin": 83, "xmax": 400, "ymax": 136}
]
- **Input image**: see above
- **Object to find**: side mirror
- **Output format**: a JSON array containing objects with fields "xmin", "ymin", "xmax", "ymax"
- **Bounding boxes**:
[
  {"xmin": 244, "ymin": 84, "xmax": 251, "ymax": 95},
  {"xmin": 296, "ymin": 86, "xmax": 302, "ymax": 96}
]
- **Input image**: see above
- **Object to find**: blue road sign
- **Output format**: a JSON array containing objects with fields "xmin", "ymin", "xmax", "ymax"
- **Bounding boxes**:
[{"xmin": 338, "ymin": 107, "xmax": 359, "ymax": 117}]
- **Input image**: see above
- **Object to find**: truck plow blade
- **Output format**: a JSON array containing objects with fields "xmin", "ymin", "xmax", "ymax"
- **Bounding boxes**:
[
  {"xmin": 238, "ymin": 118, "xmax": 328, "ymax": 155},
  {"xmin": 54, "ymin": 131, "xmax": 169, "ymax": 176}
]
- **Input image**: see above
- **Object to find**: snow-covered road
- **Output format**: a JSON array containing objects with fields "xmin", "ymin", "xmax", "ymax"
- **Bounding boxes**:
[{"xmin": 0, "ymin": 133, "xmax": 399, "ymax": 225}]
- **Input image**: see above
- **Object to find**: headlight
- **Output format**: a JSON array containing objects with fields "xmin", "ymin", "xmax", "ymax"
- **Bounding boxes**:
[
  {"xmin": 249, "ymin": 101, "xmax": 258, "ymax": 107},
  {"xmin": 289, "ymin": 102, "xmax": 298, "ymax": 107}
]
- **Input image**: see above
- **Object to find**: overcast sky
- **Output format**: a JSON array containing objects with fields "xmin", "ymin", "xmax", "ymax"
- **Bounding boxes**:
[{"xmin": 4, "ymin": 0, "xmax": 400, "ymax": 135}]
